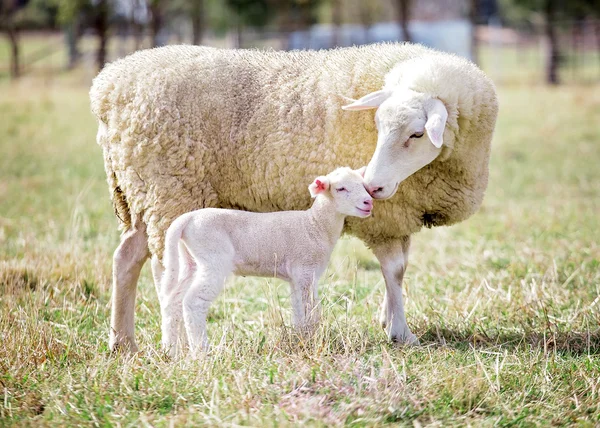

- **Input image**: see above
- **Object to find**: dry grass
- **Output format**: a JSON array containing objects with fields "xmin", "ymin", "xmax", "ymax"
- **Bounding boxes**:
[{"xmin": 1, "ymin": 67, "xmax": 599, "ymax": 425}]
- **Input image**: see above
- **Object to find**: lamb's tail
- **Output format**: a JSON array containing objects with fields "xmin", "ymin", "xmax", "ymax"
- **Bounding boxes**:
[{"xmin": 160, "ymin": 213, "xmax": 193, "ymax": 298}]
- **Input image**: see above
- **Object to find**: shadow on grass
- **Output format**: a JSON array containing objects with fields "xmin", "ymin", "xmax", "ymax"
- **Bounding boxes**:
[{"xmin": 418, "ymin": 326, "xmax": 600, "ymax": 356}]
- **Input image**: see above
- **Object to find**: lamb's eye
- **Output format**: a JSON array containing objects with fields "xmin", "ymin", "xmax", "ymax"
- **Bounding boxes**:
[
  {"xmin": 336, "ymin": 187, "xmax": 347, "ymax": 192},
  {"xmin": 410, "ymin": 132, "xmax": 424, "ymax": 139}
]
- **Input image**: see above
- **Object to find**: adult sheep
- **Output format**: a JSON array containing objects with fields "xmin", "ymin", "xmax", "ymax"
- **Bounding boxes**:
[{"xmin": 90, "ymin": 43, "xmax": 498, "ymax": 353}]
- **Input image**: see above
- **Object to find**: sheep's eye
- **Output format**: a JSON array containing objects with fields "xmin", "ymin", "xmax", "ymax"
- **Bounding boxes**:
[
  {"xmin": 410, "ymin": 132, "xmax": 424, "ymax": 139},
  {"xmin": 336, "ymin": 187, "xmax": 347, "ymax": 192}
]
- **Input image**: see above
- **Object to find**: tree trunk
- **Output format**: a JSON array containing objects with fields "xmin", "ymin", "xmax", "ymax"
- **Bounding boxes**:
[
  {"xmin": 470, "ymin": 0, "xmax": 479, "ymax": 64},
  {"xmin": 65, "ymin": 18, "xmax": 81, "ymax": 69},
  {"xmin": 95, "ymin": 0, "xmax": 109, "ymax": 71},
  {"xmin": 544, "ymin": 0, "xmax": 559, "ymax": 84},
  {"xmin": 191, "ymin": 0, "xmax": 204, "ymax": 45},
  {"xmin": 595, "ymin": 19, "xmax": 600, "ymax": 75},
  {"xmin": 396, "ymin": 0, "xmax": 411, "ymax": 42},
  {"xmin": 235, "ymin": 21, "xmax": 243, "ymax": 49},
  {"xmin": 6, "ymin": 23, "xmax": 19, "ymax": 78},
  {"xmin": 331, "ymin": 0, "xmax": 341, "ymax": 47},
  {"xmin": 150, "ymin": 0, "xmax": 163, "ymax": 47}
]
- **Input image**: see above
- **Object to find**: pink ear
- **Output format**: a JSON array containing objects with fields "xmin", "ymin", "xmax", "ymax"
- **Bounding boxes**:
[
  {"xmin": 356, "ymin": 166, "xmax": 367, "ymax": 177},
  {"xmin": 308, "ymin": 176, "xmax": 330, "ymax": 197}
]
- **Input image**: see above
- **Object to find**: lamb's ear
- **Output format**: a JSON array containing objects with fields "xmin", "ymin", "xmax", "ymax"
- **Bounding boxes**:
[
  {"xmin": 308, "ymin": 176, "xmax": 330, "ymax": 198},
  {"xmin": 356, "ymin": 166, "xmax": 367, "ymax": 177},
  {"xmin": 341, "ymin": 90, "xmax": 392, "ymax": 111},
  {"xmin": 424, "ymin": 98, "xmax": 448, "ymax": 149}
]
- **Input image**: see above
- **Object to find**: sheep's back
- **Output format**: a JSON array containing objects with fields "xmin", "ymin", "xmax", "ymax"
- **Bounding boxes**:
[{"xmin": 89, "ymin": 43, "xmax": 496, "ymax": 255}]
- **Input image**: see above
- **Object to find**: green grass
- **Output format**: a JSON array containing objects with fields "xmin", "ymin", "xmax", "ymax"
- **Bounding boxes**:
[{"xmin": 1, "ymin": 57, "xmax": 600, "ymax": 425}]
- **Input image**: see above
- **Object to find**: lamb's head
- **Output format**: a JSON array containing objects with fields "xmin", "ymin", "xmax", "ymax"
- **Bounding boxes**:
[
  {"xmin": 308, "ymin": 167, "xmax": 373, "ymax": 218},
  {"xmin": 342, "ymin": 88, "xmax": 448, "ymax": 200}
]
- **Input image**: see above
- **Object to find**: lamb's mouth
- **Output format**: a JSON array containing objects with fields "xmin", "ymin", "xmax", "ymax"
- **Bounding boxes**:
[{"xmin": 356, "ymin": 207, "xmax": 372, "ymax": 216}]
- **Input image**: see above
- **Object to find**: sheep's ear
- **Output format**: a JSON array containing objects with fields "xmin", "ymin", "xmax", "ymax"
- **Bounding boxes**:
[
  {"xmin": 356, "ymin": 166, "xmax": 367, "ymax": 177},
  {"xmin": 424, "ymin": 98, "xmax": 448, "ymax": 149},
  {"xmin": 308, "ymin": 176, "xmax": 330, "ymax": 198},
  {"xmin": 341, "ymin": 90, "xmax": 392, "ymax": 111}
]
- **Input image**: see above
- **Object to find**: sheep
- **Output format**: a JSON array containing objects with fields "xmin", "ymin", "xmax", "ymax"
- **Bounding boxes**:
[
  {"xmin": 159, "ymin": 167, "xmax": 372, "ymax": 357},
  {"xmin": 90, "ymin": 42, "xmax": 498, "ymax": 352}
]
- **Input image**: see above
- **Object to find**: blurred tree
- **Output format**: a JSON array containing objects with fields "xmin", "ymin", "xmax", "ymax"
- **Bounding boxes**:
[
  {"xmin": 226, "ymin": 0, "xmax": 272, "ymax": 47},
  {"xmin": 564, "ymin": 0, "xmax": 600, "ymax": 72},
  {"xmin": 148, "ymin": 0, "xmax": 164, "ymax": 46},
  {"xmin": 0, "ymin": 0, "xmax": 50, "ymax": 77},
  {"xmin": 0, "ymin": 0, "xmax": 24, "ymax": 78},
  {"xmin": 331, "ymin": 0, "xmax": 340, "ymax": 46},
  {"xmin": 191, "ymin": 0, "xmax": 204, "ymax": 44},
  {"xmin": 126, "ymin": 0, "xmax": 146, "ymax": 51},
  {"xmin": 52, "ymin": 0, "xmax": 87, "ymax": 68},
  {"xmin": 358, "ymin": 0, "xmax": 380, "ymax": 43},
  {"xmin": 501, "ymin": 0, "xmax": 561, "ymax": 83},
  {"xmin": 167, "ymin": 0, "xmax": 205, "ymax": 45},
  {"xmin": 470, "ymin": 0, "xmax": 479, "ymax": 64},
  {"xmin": 93, "ymin": 0, "xmax": 110, "ymax": 69},
  {"xmin": 271, "ymin": 0, "xmax": 322, "ymax": 48},
  {"xmin": 394, "ymin": 0, "xmax": 411, "ymax": 42},
  {"xmin": 52, "ymin": 0, "xmax": 113, "ymax": 71}
]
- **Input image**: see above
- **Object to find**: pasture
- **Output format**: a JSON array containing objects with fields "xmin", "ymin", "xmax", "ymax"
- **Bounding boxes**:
[{"xmin": 1, "ymin": 52, "xmax": 600, "ymax": 424}]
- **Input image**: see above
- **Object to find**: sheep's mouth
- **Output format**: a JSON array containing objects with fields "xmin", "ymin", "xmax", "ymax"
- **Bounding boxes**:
[{"xmin": 372, "ymin": 182, "xmax": 399, "ymax": 200}]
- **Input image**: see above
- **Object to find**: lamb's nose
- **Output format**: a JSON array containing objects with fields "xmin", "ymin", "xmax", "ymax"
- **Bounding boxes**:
[
  {"xmin": 363, "ymin": 199, "xmax": 373, "ymax": 208},
  {"xmin": 367, "ymin": 186, "xmax": 384, "ymax": 197}
]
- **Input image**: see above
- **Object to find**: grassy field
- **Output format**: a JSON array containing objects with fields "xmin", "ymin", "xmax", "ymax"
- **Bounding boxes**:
[{"xmin": 1, "ymin": 54, "xmax": 600, "ymax": 425}]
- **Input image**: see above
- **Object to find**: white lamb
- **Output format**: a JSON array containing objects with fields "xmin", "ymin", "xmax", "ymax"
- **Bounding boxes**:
[{"xmin": 159, "ymin": 167, "xmax": 373, "ymax": 356}]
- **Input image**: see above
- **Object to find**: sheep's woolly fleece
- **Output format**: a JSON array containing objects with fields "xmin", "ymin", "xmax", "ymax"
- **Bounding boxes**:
[{"xmin": 90, "ymin": 43, "xmax": 498, "ymax": 257}]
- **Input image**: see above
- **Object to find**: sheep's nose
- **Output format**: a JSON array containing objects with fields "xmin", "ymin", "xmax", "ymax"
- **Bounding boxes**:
[
  {"xmin": 366, "ymin": 185, "xmax": 385, "ymax": 197},
  {"xmin": 363, "ymin": 198, "xmax": 373, "ymax": 208}
]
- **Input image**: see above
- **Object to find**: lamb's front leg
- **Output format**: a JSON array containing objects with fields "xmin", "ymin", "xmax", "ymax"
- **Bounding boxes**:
[
  {"xmin": 372, "ymin": 237, "xmax": 419, "ymax": 345},
  {"xmin": 290, "ymin": 272, "xmax": 321, "ymax": 330}
]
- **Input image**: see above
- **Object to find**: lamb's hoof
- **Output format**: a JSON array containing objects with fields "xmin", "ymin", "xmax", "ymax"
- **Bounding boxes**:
[{"xmin": 390, "ymin": 333, "xmax": 420, "ymax": 346}]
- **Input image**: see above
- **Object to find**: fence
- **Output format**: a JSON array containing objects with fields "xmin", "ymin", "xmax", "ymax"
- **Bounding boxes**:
[{"xmin": 1, "ymin": 19, "xmax": 599, "ymax": 85}]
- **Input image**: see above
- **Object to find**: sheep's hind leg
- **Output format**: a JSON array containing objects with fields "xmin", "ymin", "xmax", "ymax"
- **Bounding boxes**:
[
  {"xmin": 182, "ymin": 264, "xmax": 228, "ymax": 357},
  {"xmin": 372, "ymin": 237, "xmax": 419, "ymax": 345},
  {"xmin": 110, "ymin": 218, "xmax": 150, "ymax": 353}
]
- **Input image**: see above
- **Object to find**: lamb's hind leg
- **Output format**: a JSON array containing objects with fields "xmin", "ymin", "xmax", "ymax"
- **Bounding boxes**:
[
  {"xmin": 182, "ymin": 262, "xmax": 229, "ymax": 357},
  {"xmin": 160, "ymin": 248, "xmax": 194, "ymax": 357},
  {"xmin": 372, "ymin": 237, "xmax": 419, "ymax": 345},
  {"xmin": 110, "ymin": 218, "xmax": 150, "ymax": 353}
]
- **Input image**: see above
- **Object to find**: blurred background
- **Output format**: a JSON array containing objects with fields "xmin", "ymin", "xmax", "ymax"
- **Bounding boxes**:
[{"xmin": 1, "ymin": 0, "xmax": 599, "ymax": 85}]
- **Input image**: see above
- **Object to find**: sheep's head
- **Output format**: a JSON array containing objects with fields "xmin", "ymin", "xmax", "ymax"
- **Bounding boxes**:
[
  {"xmin": 342, "ymin": 88, "xmax": 448, "ymax": 200},
  {"xmin": 308, "ymin": 167, "xmax": 373, "ymax": 218}
]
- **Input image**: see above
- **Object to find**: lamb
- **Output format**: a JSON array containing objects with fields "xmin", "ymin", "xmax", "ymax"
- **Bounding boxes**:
[
  {"xmin": 159, "ymin": 167, "xmax": 372, "ymax": 357},
  {"xmin": 90, "ymin": 42, "xmax": 498, "ymax": 352}
]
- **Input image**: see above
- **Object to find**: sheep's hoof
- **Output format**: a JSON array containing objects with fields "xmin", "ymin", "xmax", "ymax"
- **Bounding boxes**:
[
  {"xmin": 110, "ymin": 338, "xmax": 139, "ymax": 354},
  {"xmin": 380, "ymin": 318, "xmax": 387, "ymax": 330},
  {"xmin": 390, "ymin": 333, "xmax": 420, "ymax": 346}
]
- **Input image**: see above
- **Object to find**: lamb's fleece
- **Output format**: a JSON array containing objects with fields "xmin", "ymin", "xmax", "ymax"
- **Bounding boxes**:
[{"xmin": 90, "ymin": 43, "xmax": 498, "ymax": 256}]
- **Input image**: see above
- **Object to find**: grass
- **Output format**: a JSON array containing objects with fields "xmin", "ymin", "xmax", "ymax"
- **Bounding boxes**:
[{"xmin": 1, "ymin": 44, "xmax": 600, "ymax": 425}]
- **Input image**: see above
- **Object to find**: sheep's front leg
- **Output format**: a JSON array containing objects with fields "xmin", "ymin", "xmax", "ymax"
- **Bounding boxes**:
[
  {"xmin": 110, "ymin": 219, "xmax": 150, "ymax": 353},
  {"xmin": 372, "ymin": 237, "xmax": 419, "ymax": 345},
  {"xmin": 290, "ymin": 272, "xmax": 321, "ymax": 330}
]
